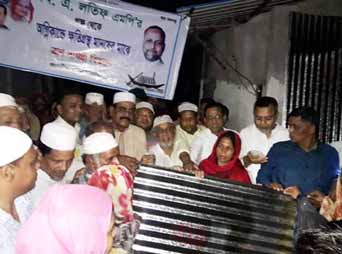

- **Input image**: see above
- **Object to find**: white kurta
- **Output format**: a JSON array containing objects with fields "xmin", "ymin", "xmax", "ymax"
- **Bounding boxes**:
[
  {"xmin": 149, "ymin": 140, "xmax": 188, "ymax": 168},
  {"xmin": 0, "ymin": 193, "xmax": 33, "ymax": 254},
  {"xmin": 114, "ymin": 124, "xmax": 147, "ymax": 161},
  {"xmin": 240, "ymin": 123, "xmax": 289, "ymax": 183},
  {"xmin": 31, "ymin": 170, "xmax": 59, "ymax": 208},
  {"xmin": 175, "ymin": 125, "xmax": 206, "ymax": 150}
]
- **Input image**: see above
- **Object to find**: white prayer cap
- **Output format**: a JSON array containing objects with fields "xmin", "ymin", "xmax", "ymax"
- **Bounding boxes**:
[
  {"xmin": 0, "ymin": 93, "xmax": 17, "ymax": 108},
  {"xmin": 153, "ymin": 115, "xmax": 173, "ymax": 128},
  {"xmin": 136, "ymin": 101, "xmax": 155, "ymax": 114},
  {"xmin": 85, "ymin": 92, "xmax": 104, "ymax": 106},
  {"xmin": 0, "ymin": 126, "xmax": 32, "ymax": 167},
  {"xmin": 178, "ymin": 102, "xmax": 198, "ymax": 113},
  {"xmin": 83, "ymin": 132, "xmax": 118, "ymax": 155},
  {"xmin": 40, "ymin": 122, "xmax": 77, "ymax": 151},
  {"xmin": 113, "ymin": 92, "xmax": 136, "ymax": 104}
]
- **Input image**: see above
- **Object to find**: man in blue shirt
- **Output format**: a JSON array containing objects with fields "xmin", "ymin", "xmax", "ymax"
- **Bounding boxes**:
[{"xmin": 257, "ymin": 107, "xmax": 339, "ymax": 206}]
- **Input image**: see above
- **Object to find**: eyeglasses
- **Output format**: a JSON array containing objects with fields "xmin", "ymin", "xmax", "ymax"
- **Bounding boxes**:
[{"xmin": 206, "ymin": 115, "xmax": 223, "ymax": 121}]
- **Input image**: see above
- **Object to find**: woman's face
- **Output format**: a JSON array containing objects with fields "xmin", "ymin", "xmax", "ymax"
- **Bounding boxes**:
[
  {"xmin": 105, "ymin": 213, "xmax": 116, "ymax": 254},
  {"xmin": 216, "ymin": 137, "xmax": 235, "ymax": 166}
]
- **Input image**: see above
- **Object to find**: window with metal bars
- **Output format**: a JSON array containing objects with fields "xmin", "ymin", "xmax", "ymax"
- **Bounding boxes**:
[{"xmin": 287, "ymin": 12, "xmax": 342, "ymax": 143}]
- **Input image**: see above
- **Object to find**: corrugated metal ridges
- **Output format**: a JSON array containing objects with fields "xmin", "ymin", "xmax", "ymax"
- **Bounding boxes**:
[
  {"xmin": 133, "ymin": 166, "xmax": 297, "ymax": 254},
  {"xmin": 176, "ymin": 0, "xmax": 299, "ymax": 28}
]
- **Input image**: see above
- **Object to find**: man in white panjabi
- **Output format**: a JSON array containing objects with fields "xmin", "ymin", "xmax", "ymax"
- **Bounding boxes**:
[
  {"xmin": 240, "ymin": 96, "xmax": 289, "ymax": 183},
  {"xmin": 0, "ymin": 127, "xmax": 40, "ymax": 254},
  {"xmin": 191, "ymin": 102, "xmax": 237, "ymax": 164},
  {"xmin": 148, "ymin": 115, "xmax": 198, "ymax": 171},
  {"xmin": 31, "ymin": 122, "xmax": 77, "ymax": 207},
  {"xmin": 111, "ymin": 92, "xmax": 147, "ymax": 161},
  {"xmin": 175, "ymin": 102, "xmax": 205, "ymax": 150}
]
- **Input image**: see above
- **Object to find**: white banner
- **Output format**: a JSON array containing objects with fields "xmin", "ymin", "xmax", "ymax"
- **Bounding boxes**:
[{"xmin": 0, "ymin": 0, "xmax": 190, "ymax": 99}]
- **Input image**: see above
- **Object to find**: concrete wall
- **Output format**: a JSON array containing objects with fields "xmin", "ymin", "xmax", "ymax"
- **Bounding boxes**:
[{"xmin": 203, "ymin": 0, "xmax": 342, "ymax": 131}]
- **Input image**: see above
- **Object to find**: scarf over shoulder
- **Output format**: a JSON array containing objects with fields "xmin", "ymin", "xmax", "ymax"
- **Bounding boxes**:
[{"xmin": 199, "ymin": 130, "xmax": 251, "ymax": 184}]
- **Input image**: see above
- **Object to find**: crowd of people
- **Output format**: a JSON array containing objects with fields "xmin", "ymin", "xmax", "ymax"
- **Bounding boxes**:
[{"xmin": 0, "ymin": 89, "xmax": 341, "ymax": 253}]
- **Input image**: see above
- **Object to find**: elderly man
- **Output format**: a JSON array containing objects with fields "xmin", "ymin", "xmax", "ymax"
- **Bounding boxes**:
[
  {"xmin": 176, "ymin": 102, "xmax": 205, "ymax": 150},
  {"xmin": 257, "ymin": 107, "xmax": 339, "ymax": 204},
  {"xmin": 143, "ymin": 25, "xmax": 166, "ymax": 64},
  {"xmin": 53, "ymin": 91, "xmax": 83, "ymax": 144},
  {"xmin": 82, "ymin": 132, "xmax": 137, "ymax": 253},
  {"xmin": 74, "ymin": 132, "xmax": 120, "ymax": 183},
  {"xmin": 31, "ymin": 122, "xmax": 77, "ymax": 207},
  {"xmin": 78, "ymin": 120, "xmax": 139, "ymax": 175},
  {"xmin": 148, "ymin": 115, "xmax": 197, "ymax": 171},
  {"xmin": 79, "ymin": 92, "xmax": 106, "ymax": 139},
  {"xmin": 0, "ymin": 126, "xmax": 40, "ymax": 253},
  {"xmin": 240, "ymin": 96, "xmax": 289, "ymax": 183},
  {"xmin": 191, "ymin": 102, "xmax": 236, "ymax": 164},
  {"xmin": 111, "ymin": 92, "xmax": 146, "ymax": 161},
  {"xmin": 0, "ymin": 93, "xmax": 22, "ymax": 129}
]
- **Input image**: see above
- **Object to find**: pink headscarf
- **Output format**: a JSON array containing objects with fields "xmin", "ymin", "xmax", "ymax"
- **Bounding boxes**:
[{"xmin": 15, "ymin": 184, "xmax": 113, "ymax": 254}]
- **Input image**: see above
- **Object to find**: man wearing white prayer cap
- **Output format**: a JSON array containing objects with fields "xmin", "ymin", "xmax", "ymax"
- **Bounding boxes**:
[
  {"xmin": 79, "ymin": 92, "xmax": 106, "ymax": 139},
  {"xmin": 75, "ymin": 132, "xmax": 120, "ymax": 184},
  {"xmin": 148, "ymin": 115, "xmax": 198, "ymax": 172},
  {"xmin": 52, "ymin": 90, "xmax": 85, "ymax": 184},
  {"xmin": 135, "ymin": 101, "xmax": 155, "ymax": 132},
  {"xmin": 0, "ymin": 126, "xmax": 40, "ymax": 254},
  {"xmin": 0, "ymin": 93, "xmax": 22, "ymax": 130},
  {"xmin": 31, "ymin": 122, "xmax": 77, "ymax": 207},
  {"xmin": 111, "ymin": 91, "xmax": 147, "ymax": 165},
  {"xmin": 175, "ymin": 102, "xmax": 205, "ymax": 150},
  {"xmin": 135, "ymin": 101, "xmax": 157, "ymax": 153}
]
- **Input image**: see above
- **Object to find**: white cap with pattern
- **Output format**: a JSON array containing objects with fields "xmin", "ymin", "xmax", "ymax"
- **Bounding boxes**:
[
  {"xmin": 113, "ymin": 92, "xmax": 136, "ymax": 104},
  {"xmin": 136, "ymin": 101, "xmax": 155, "ymax": 114},
  {"xmin": 178, "ymin": 102, "xmax": 198, "ymax": 113},
  {"xmin": 83, "ymin": 132, "xmax": 118, "ymax": 155},
  {"xmin": 85, "ymin": 92, "xmax": 104, "ymax": 106},
  {"xmin": 153, "ymin": 115, "xmax": 173, "ymax": 128}
]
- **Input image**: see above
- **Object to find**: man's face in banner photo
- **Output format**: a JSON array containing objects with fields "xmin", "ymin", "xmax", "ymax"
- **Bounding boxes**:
[
  {"xmin": 10, "ymin": 0, "xmax": 34, "ymax": 23},
  {"xmin": 143, "ymin": 26, "xmax": 166, "ymax": 63}
]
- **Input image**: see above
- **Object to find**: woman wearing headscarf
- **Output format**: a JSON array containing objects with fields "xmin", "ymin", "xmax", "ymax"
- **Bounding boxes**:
[
  {"xmin": 15, "ymin": 184, "xmax": 115, "ymax": 254},
  {"xmin": 88, "ymin": 163, "xmax": 140, "ymax": 253},
  {"xmin": 199, "ymin": 130, "xmax": 251, "ymax": 184}
]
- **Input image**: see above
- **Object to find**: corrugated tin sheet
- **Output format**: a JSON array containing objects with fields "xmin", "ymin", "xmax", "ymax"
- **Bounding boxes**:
[
  {"xmin": 176, "ymin": 0, "xmax": 300, "ymax": 30},
  {"xmin": 133, "ymin": 165, "xmax": 297, "ymax": 254}
]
